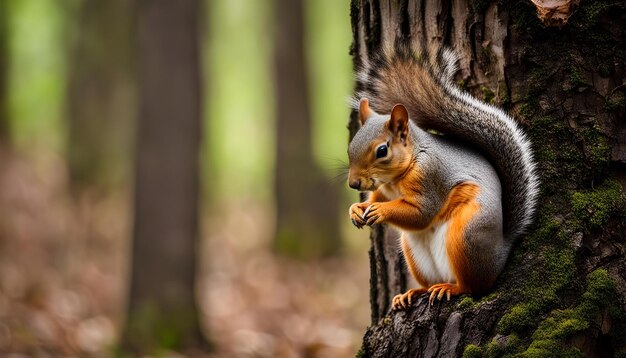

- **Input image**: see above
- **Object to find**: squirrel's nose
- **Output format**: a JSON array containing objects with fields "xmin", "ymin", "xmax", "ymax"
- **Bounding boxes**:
[{"xmin": 349, "ymin": 179, "xmax": 361, "ymax": 190}]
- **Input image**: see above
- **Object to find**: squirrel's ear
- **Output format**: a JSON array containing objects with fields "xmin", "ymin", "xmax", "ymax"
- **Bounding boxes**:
[
  {"xmin": 389, "ymin": 104, "xmax": 409, "ymax": 144},
  {"xmin": 359, "ymin": 98, "xmax": 373, "ymax": 125}
]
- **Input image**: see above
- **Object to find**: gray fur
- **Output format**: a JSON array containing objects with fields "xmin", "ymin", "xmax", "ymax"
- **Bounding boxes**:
[
  {"xmin": 351, "ymin": 45, "xmax": 539, "ymax": 242},
  {"xmin": 349, "ymin": 117, "xmax": 509, "ymax": 289}
]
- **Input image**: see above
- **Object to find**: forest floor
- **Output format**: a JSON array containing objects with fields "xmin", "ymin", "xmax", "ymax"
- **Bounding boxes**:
[{"xmin": 0, "ymin": 148, "xmax": 371, "ymax": 358}]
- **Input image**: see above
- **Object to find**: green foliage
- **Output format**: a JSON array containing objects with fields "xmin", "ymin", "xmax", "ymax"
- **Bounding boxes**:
[
  {"xmin": 204, "ymin": 0, "xmax": 275, "ymax": 201},
  {"xmin": 307, "ymin": 0, "xmax": 353, "ymax": 175},
  {"xmin": 205, "ymin": 0, "xmax": 353, "ymax": 203},
  {"xmin": 6, "ymin": 0, "xmax": 73, "ymax": 148}
]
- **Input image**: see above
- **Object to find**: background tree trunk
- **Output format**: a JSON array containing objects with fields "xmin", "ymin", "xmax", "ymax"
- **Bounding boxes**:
[
  {"xmin": 122, "ymin": 0, "xmax": 207, "ymax": 353},
  {"xmin": 350, "ymin": 1, "xmax": 626, "ymax": 356},
  {"xmin": 66, "ymin": 0, "xmax": 135, "ymax": 190},
  {"xmin": 273, "ymin": 0, "xmax": 341, "ymax": 257}
]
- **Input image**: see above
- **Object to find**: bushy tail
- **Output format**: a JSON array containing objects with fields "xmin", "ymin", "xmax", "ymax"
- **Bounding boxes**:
[{"xmin": 352, "ymin": 43, "xmax": 539, "ymax": 240}]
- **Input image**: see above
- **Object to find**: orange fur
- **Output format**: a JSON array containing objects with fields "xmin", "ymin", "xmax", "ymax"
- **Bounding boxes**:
[
  {"xmin": 436, "ymin": 183, "xmax": 481, "ymax": 295},
  {"xmin": 361, "ymin": 154, "xmax": 427, "ymax": 230},
  {"xmin": 391, "ymin": 183, "xmax": 483, "ymax": 307},
  {"xmin": 368, "ymin": 190, "xmax": 388, "ymax": 203}
]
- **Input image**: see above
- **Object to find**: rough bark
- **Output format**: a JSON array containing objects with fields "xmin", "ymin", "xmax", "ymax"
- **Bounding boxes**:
[
  {"xmin": 273, "ymin": 0, "xmax": 341, "ymax": 257},
  {"xmin": 351, "ymin": 1, "xmax": 626, "ymax": 357},
  {"xmin": 66, "ymin": 0, "xmax": 135, "ymax": 190},
  {"xmin": 122, "ymin": 0, "xmax": 207, "ymax": 353}
]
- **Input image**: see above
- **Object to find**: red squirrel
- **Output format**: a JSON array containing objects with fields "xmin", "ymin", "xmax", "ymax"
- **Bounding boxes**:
[{"xmin": 348, "ymin": 44, "xmax": 539, "ymax": 308}]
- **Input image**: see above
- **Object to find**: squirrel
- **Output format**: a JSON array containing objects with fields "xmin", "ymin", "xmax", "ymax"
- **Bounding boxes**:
[{"xmin": 348, "ymin": 43, "xmax": 539, "ymax": 309}]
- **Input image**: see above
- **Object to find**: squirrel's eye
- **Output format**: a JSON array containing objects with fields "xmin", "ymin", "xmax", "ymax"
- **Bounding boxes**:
[{"xmin": 375, "ymin": 144, "xmax": 388, "ymax": 159}]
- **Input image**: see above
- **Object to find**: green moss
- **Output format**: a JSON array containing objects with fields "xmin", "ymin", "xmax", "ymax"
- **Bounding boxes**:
[
  {"xmin": 568, "ymin": 65, "xmax": 585, "ymax": 87},
  {"xmin": 570, "ymin": 179, "xmax": 624, "ymax": 228},
  {"xmin": 459, "ymin": 79, "xmax": 468, "ymax": 91},
  {"xmin": 527, "ymin": 68, "xmax": 551, "ymax": 97},
  {"xmin": 576, "ymin": 1, "xmax": 621, "ymax": 30},
  {"xmin": 481, "ymin": 86, "xmax": 495, "ymax": 104},
  {"xmin": 498, "ymin": 302, "xmax": 544, "ymax": 334},
  {"xmin": 587, "ymin": 137, "xmax": 610, "ymax": 167},
  {"xmin": 498, "ymin": 213, "xmax": 577, "ymax": 336},
  {"xmin": 580, "ymin": 125, "xmax": 611, "ymax": 169},
  {"xmin": 518, "ymin": 102, "xmax": 536, "ymax": 119},
  {"xmin": 517, "ymin": 269, "xmax": 623, "ymax": 356},
  {"xmin": 578, "ymin": 269, "xmax": 621, "ymax": 319},
  {"xmin": 457, "ymin": 296, "xmax": 475, "ymax": 310},
  {"xmin": 505, "ymin": 0, "xmax": 544, "ymax": 36},
  {"xmin": 606, "ymin": 91, "xmax": 625, "ymax": 111},
  {"xmin": 498, "ymin": 81, "xmax": 510, "ymax": 105},
  {"xmin": 457, "ymin": 292, "xmax": 500, "ymax": 311},
  {"xmin": 483, "ymin": 334, "xmax": 523, "ymax": 357},
  {"xmin": 533, "ymin": 310, "xmax": 588, "ymax": 341},
  {"xmin": 521, "ymin": 340, "xmax": 583, "ymax": 358},
  {"xmin": 356, "ymin": 346, "xmax": 366, "ymax": 358},
  {"xmin": 522, "ymin": 104, "xmax": 580, "ymax": 190},
  {"xmin": 463, "ymin": 344, "xmax": 483, "ymax": 358}
]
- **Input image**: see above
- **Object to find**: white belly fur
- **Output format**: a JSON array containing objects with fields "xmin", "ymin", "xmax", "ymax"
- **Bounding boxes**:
[{"xmin": 403, "ymin": 222, "xmax": 454, "ymax": 286}]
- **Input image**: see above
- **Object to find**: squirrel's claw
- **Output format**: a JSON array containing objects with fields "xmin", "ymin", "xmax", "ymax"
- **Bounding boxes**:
[
  {"xmin": 362, "ymin": 205, "xmax": 373, "ymax": 220},
  {"xmin": 427, "ymin": 283, "xmax": 461, "ymax": 305},
  {"xmin": 349, "ymin": 203, "xmax": 367, "ymax": 228},
  {"xmin": 392, "ymin": 288, "xmax": 428, "ymax": 310},
  {"xmin": 363, "ymin": 203, "xmax": 385, "ymax": 226},
  {"xmin": 366, "ymin": 215, "xmax": 380, "ymax": 226}
]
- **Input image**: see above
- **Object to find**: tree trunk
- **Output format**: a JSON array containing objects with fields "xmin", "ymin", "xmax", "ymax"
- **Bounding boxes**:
[
  {"xmin": 66, "ymin": 0, "xmax": 135, "ymax": 190},
  {"xmin": 273, "ymin": 0, "xmax": 341, "ymax": 257},
  {"xmin": 123, "ymin": 0, "xmax": 207, "ymax": 353},
  {"xmin": 350, "ymin": 1, "xmax": 626, "ymax": 356}
]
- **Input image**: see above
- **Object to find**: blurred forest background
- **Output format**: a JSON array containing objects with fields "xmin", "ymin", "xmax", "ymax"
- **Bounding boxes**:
[{"xmin": 0, "ymin": 0, "xmax": 371, "ymax": 356}]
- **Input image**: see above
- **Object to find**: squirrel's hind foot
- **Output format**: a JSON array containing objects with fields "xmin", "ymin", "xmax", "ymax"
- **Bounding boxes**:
[
  {"xmin": 427, "ymin": 283, "xmax": 464, "ymax": 305},
  {"xmin": 392, "ymin": 288, "xmax": 428, "ymax": 310}
]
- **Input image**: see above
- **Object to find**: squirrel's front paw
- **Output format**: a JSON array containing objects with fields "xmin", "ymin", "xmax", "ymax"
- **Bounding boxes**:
[
  {"xmin": 363, "ymin": 203, "xmax": 386, "ymax": 226},
  {"xmin": 349, "ymin": 203, "xmax": 367, "ymax": 229}
]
